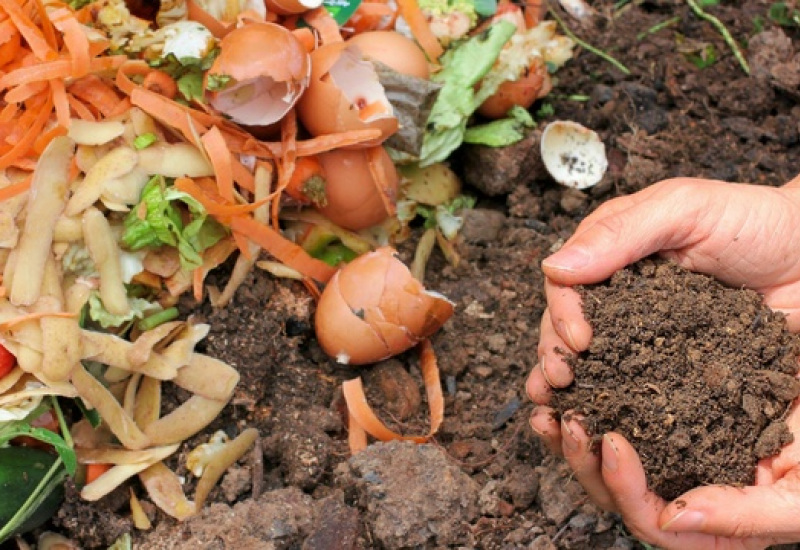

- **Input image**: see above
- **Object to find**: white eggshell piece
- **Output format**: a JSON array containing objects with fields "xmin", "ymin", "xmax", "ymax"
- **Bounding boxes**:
[{"xmin": 540, "ymin": 120, "xmax": 608, "ymax": 189}]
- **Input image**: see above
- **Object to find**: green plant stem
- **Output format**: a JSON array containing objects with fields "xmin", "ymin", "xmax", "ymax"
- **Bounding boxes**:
[
  {"xmin": 685, "ymin": 0, "xmax": 750, "ymax": 75},
  {"xmin": 50, "ymin": 396, "xmax": 73, "ymax": 448},
  {"xmin": 548, "ymin": 8, "xmax": 631, "ymax": 75},
  {"xmin": 637, "ymin": 16, "xmax": 681, "ymax": 40}
]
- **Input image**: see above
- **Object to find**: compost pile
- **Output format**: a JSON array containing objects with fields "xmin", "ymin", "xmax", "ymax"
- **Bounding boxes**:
[{"xmin": 554, "ymin": 258, "xmax": 800, "ymax": 500}]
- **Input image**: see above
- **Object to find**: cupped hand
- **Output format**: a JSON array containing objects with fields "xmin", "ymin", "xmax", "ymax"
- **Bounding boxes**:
[{"xmin": 526, "ymin": 177, "xmax": 800, "ymax": 548}]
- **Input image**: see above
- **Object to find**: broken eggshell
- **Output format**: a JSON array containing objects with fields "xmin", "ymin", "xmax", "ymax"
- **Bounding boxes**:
[
  {"xmin": 204, "ymin": 23, "xmax": 310, "ymax": 127},
  {"xmin": 540, "ymin": 120, "xmax": 608, "ymax": 189},
  {"xmin": 296, "ymin": 42, "xmax": 398, "ymax": 145},
  {"xmin": 314, "ymin": 247, "xmax": 454, "ymax": 365}
]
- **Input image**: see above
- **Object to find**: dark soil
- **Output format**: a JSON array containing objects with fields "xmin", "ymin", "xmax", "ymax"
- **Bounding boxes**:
[
  {"xmin": 553, "ymin": 258, "xmax": 800, "ymax": 501},
  {"xmin": 29, "ymin": 1, "xmax": 800, "ymax": 549}
]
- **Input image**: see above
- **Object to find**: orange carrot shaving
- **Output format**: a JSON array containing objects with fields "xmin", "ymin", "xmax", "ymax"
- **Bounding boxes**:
[
  {"xmin": 232, "ymin": 230, "xmax": 253, "ymax": 261},
  {"xmin": 347, "ymin": 411, "xmax": 368, "ymax": 453},
  {"xmin": 67, "ymin": 94, "xmax": 96, "ymax": 120},
  {"xmin": 192, "ymin": 267, "xmax": 204, "ymax": 302},
  {"xmin": 303, "ymin": 7, "xmax": 343, "ymax": 44},
  {"xmin": 50, "ymin": 7, "xmax": 90, "ymax": 77},
  {"xmin": 69, "ymin": 74, "xmax": 122, "ymax": 117},
  {"xmin": 0, "ymin": 30, "xmax": 20, "ymax": 68},
  {"xmin": 3, "ymin": 81, "xmax": 47, "ymax": 103},
  {"xmin": 231, "ymin": 156, "xmax": 255, "ymax": 193},
  {"xmin": 173, "ymin": 177, "xmax": 269, "ymax": 218},
  {"xmin": 0, "ymin": 311, "xmax": 77, "ymax": 331},
  {"xmin": 343, "ymin": 338, "xmax": 444, "ymax": 452},
  {"xmin": 33, "ymin": 121, "xmax": 67, "ymax": 154},
  {"xmin": 0, "ymin": 173, "xmax": 32, "ymax": 202},
  {"xmin": 0, "ymin": 0, "xmax": 55, "ymax": 60},
  {"xmin": 50, "ymin": 78, "xmax": 71, "ymax": 128},
  {"xmin": 230, "ymin": 216, "xmax": 337, "ymax": 283},
  {"xmin": 272, "ymin": 109, "xmax": 298, "ymax": 229},
  {"xmin": 115, "ymin": 59, "xmax": 151, "ymax": 96},
  {"xmin": 142, "ymin": 69, "xmax": 178, "ymax": 99},
  {"xmin": 284, "ymin": 155, "xmax": 323, "ymax": 205},
  {"xmin": 85, "ymin": 463, "xmax": 112, "ymax": 484},
  {"xmin": 347, "ymin": 1, "xmax": 397, "ymax": 35},
  {"xmin": 395, "ymin": 0, "xmax": 443, "ymax": 62},
  {"xmin": 129, "ymin": 88, "xmax": 211, "ymax": 148},
  {"xmin": 0, "ymin": 94, "xmax": 52, "ymax": 169},
  {"xmin": 0, "ymin": 55, "xmax": 125, "ymax": 90},
  {"xmin": 201, "ymin": 126, "xmax": 235, "ymax": 203}
]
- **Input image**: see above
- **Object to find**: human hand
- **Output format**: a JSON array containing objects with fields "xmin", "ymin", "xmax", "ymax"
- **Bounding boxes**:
[{"xmin": 526, "ymin": 177, "xmax": 800, "ymax": 548}]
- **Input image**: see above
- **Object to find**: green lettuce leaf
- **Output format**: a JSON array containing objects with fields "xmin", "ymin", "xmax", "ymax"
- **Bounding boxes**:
[
  {"xmin": 122, "ymin": 176, "xmax": 227, "ymax": 269},
  {"xmin": 463, "ymin": 104, "xmax": 536, "ymax": 146},
  {"xmin": 87, "ymin": 292, "xmax": 159, "ymax": 329},
  {"xmin": 418, "ymin": 20, "xmax": 516, "ymax": 166}
]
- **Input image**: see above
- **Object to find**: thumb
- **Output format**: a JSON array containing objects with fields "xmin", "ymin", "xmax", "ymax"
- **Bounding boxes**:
[{"xmin": 542, "ymin": 180, "xmax": 712, "ymax": 285}]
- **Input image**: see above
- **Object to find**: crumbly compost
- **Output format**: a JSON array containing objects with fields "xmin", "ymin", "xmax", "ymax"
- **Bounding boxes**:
[{"xmin": 553, "ymin": 258, "xmax": 800, "ymax": 500}]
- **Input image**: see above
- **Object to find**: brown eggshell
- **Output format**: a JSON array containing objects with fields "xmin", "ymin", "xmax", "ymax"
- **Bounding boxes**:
[
  {"xmin": 205, "ymin": 23, "xmax": 310, "ymax": 126},
  {"xmin": 264, "ymin": 0, "xmax": 322, "ymax": 15},
  {"xmin": 316, "ymin": 146, "xmax": 398, "ymax": 231},
  {"xmin": 315, "ymin": 271, "xmax": 390, "ymax": 364},
  {"xmin": 296, "ymin": 42, "xmax": 398, "ymax": 145},
  {"xmin": 477, "ymin": 57, "xmax": 551, "ymax": 120},
  {"xmin": 314, "ymin": 247, "xmax": 454, "ymax": 365},
  {"xmin": 347, "ymin": 31, "xmax": 430, "ymax": 79}
]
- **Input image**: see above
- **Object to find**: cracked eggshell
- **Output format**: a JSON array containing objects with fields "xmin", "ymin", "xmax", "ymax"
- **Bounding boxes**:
[
  {"xmin": 540, "ymin": 120, "xmax": 607, "ymax": 189},
  {"xmin": 314, "ymin": 247, "xmax": 454, "ymax": 365},
  {"xmin": 205, "ymin": 23, "xmax": 310, "ymax": 127},
  {"xmin": 296, "ymin": 42, "xmax": 398, "ymax": 146},
  {"xmin": 264, "ymin": 0, "xmax": 322, "ymax": 15}
]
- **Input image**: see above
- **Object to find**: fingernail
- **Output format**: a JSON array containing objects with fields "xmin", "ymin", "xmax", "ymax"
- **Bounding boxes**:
[
  {"xmin": 557, "ymin": 320, "xmax": 580, "ymax": 350},
  {"xmin": 562, "ymin": 418, "xmax": 579, "ymax": 453},
  {"xmin": 539, "ymin": 357, "xmax": 556, "ymax": 387},
  {"xmin": 602, "ymin": 434, "xmax": 618, "ymax": 472},
  {"xmin": 661, "ymin": 510, "xmax": 706, "ymax": 532},
  {"xmin": 543, "ymin": 248, "xmax": 590, "ymax": 273},
  {"xmin": 529, "ymin": 408, "xmax": 548, "ymax": 436}
]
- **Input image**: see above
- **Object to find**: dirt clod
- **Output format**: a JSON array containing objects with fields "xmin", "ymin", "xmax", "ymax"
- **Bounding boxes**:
[{"xmin": 553, "ymin": 258, "xmax": 800, "ymax": 500}]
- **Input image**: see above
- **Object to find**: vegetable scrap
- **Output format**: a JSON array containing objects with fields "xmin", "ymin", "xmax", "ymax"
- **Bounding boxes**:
[{"xmin": 0, "ymin": 0, "xmax": 576, "ymax": 541}]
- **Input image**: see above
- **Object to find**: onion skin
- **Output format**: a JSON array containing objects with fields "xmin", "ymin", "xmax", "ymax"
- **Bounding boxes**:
[{"xmin": 315, "ymin": 247, "xmax": 454, "ymax": 365}]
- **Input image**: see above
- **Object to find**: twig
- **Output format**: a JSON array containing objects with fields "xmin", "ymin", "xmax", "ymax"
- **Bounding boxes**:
[
  {"xmin": 548, "ymin": 7, "xmax": 631, "ymax": 75},
  {"xmin": 685, "ymin": 0, "xmax": 750, "ymax": 75},
  {"xmin": 636, "ymin": 16, "xmax": 680, "ymax": 40}
]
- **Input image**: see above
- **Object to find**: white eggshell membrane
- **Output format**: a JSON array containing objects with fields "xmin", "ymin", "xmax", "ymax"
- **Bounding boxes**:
[
  {"xmin": 540, "ymin": 120, "xmax": 608, "ymax": 189},
  {"xmin": 209, "ymin": 76, "xmax": 302, "ymax": 126},
  {"xmin": 329, "ymin": 46, "xmax": 394, "ymax": 123}
]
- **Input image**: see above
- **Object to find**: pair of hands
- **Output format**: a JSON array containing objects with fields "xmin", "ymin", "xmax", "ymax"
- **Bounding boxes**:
[{"xmin": 527, "ymin": 177, "xmax": 800, "ymax": 549}]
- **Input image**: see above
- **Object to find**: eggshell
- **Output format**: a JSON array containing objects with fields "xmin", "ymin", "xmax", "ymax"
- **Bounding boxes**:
[
  {"xmin": 347, "ymin": 31, "xmax": 430, "ymax": 79},
  {"xmin": 314, "ymin": 247, "xmax": 454, "ymax": 365},
  {"xmin": 540, "ymin": 120, "xmax": 608, "ymax": 189},
  {"xmin": 316, "ymin": 146, "xmax": 398, "ymax": 231},
  {"xmin": 477, "ymin": 57, "xmax": 551, "ymax": 119},
  {"xmin": 264, "ymin": 0, "xmax": 322, "ymax": 15},
  {"xmin": 296, "ymin": 42, "xmax": 398, "ymax": 145},
  {"xmin": 205, "ymin": 23, "xmax": 310, "ymax": 127}
]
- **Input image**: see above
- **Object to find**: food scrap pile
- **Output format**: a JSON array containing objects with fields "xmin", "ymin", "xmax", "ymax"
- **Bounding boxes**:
[{"xmin": 0, "ymin": 0, "xmax": 574, "ymax": 542}]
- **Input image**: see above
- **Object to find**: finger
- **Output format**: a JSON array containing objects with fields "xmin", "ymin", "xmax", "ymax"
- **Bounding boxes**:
[
  {"xmin": 658, "ymin": 478, "xmax": 800, "ymax": 545},
  {"xmin": 530, "ymin": 406, "xmax": 562, "ymax": 455},
  {"xmin": 561, "ymin": 415, "xmax": 616, "ymax": 511},
  {"xmin": 544, "ymin": 279, "xmax": 592, "ymax": 352},
  {"xmin": 541, "ymin": 178, "xmax": 712, "ymax": 286},
  {"xmin": 601, "ymin": 434, "xmax": 731, "ymax": 550},
  {"xmin": 525, "ymin": 357, "xmax": 553, "ymax": 405},
  {"xmin": 536, "ymin": 308, "xmax": 578, "ymax": 387}
]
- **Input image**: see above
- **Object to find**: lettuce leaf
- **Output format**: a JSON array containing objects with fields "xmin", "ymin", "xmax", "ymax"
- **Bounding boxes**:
[
  {"xmin": 418, "ymin": 20, "xmax": 516, "ymax": 166},
  {"xmin": 122, "ymin": 176, "xmax": 227, "ymax": 269},
  {"xmin": 463, "ymin": 104, "xmax": 536, "ymax": 146}
]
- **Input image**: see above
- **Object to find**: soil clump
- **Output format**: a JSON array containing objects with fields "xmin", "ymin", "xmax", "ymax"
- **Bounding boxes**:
[{"xmin": 554, "ymin": 258, "xmax": 800, "ymax": 500}]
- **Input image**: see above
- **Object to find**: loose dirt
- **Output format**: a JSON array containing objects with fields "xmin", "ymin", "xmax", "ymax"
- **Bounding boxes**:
[
  {"xmin": 553, "ymin": 259, "xmax": 800, "ymax": 500},
  {"xmin": 24, "ymin": 1, "xmax": 800, "ymax": 549}
]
